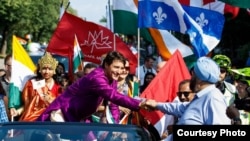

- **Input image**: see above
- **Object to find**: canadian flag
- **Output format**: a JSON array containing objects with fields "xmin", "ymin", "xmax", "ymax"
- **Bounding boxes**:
[
  {"xmin": 179, "ymin": 0, "xmax": 240, "ymax": 18},
  {"xmin": 46, "ymin": 11, "xmax": 138, "ymax": 75}
]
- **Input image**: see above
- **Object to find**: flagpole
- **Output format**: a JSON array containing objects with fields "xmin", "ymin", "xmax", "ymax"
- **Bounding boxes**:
[
  {"xmin": 106, "ymin": 0, "xmax": 115, "ymax": 51},
  {"xmin": 114, "ymin": 35, "xmax": 116, "ymax": 51},
  {"xmin": 137, "ymin": 28, "xmax": 140, "ymax": 92},
  {"xmin": 108, "ymin": 0, "xmax": 112, "ymax": 31},
  {"xmin": 65, "ymin": 1, "xmax": 70, "ymax": 10},
  {"xmin": 59, "ymin": 0, "xmax": 70, "ymax": 21},
  {"xmin": 59, "ymin": 0, "xmax": 64, "ymax": 21}
]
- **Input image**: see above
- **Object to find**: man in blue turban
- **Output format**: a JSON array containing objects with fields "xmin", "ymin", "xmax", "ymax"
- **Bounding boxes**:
[{"xmin": 144, "ymin": 56, "xmax": 231, "ymax": 125}]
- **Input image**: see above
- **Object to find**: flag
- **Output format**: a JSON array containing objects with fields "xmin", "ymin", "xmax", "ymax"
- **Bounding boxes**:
[
  {"xmin": 73, "ymin": 35, "xmax": 83, "ymax": 72},
  {"xmin": 140, "ymin": 50, "xmax": 191, "ymax": 136},
  {"xmin": 113, "ymin": 0, "xmax": 193, "ymax": 60},
  {"xmin": 138, "ymin": 0, "xmax": 225, "ymax": 58},
  {"xmin": 120, "ymin": 81, "xmax": 140, "ymax": 125},
  {"xmin": 113, "ymin": 0, "xmax": 154, "ymax": 43},
  {"xmin": 105, "ymin": 105, "xmax": 115, "ymax": 124},
  {"xmin": 179, "ymin": 0, "xmax": 240, "ymax": 18},
  {"xmin": 219, "ymin": 0, "xmax": 250, "ymax": 9},
  {"xmin": 9, "ymin": 35, "xmax": 36, "ymax": 109},
  {"xmin": 106, "ymin": 80, "xmax": 140, "ymax": 125},
  {"xmin": 148, "ymin": 29, "xmax": 193, "ymax": 60},
  {"xmin": 178, "ymin": 0, "xmax": 214, "ymax": 5},
  {"xmin": 15, "ymin": 36, "xmax": 27, "ymax": 45},
  {"xmin": 129, "ymin": 44, "xmax": 139, "ymax": 59},
  {"xmin": 46, "ymin": 11, "xmax": 138, "ymax": 74},
  {"xmin": 106, "ymin": 0, "xmax": 113, "ymax": 31}
]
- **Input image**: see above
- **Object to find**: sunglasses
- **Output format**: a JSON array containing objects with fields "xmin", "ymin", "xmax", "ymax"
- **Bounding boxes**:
[{"xmin": 177, "ymin": 91, "xmax": 192, "ymax": 97}]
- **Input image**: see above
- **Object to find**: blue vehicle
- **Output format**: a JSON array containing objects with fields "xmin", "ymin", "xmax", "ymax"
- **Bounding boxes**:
[{"xmin": 0, "ymin": 122, "xmax": 153, "ymax": 141}]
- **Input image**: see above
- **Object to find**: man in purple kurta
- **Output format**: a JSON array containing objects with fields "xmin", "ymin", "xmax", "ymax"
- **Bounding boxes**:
[{"xmin": 37, "ymin": 67, "xmax": 141, "ymax": 122}]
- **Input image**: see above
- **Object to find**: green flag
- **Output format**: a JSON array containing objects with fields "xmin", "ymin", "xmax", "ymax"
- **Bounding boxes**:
[
  {"xmin": 219, "ymin": 0, "xmax": 250, "ymax": 9},
  {"xmin": 113, "ymin": 0, "xmax": 154, "ymax": 44}
]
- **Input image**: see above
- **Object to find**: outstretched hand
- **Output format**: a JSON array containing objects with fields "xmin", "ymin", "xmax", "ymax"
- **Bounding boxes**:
[{"xmin": 139, "ymin": 99, "xmax": 158, "ymax": 111}]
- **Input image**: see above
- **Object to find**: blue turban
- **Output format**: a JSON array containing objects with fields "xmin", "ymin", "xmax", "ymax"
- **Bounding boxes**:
[{"xmin": 194, "ymin": 56, "xmax": 220, "ymax": 83}]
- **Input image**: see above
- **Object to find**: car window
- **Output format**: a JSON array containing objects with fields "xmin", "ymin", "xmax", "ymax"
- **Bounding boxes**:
[{"xmin": 0, "ymin": 122, "xmax": 151, "ymax": 141}]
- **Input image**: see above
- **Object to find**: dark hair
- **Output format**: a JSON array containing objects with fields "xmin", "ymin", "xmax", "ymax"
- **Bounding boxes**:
[
  {"xmin": 234, "ymin": 91, "xmax": 250, "ymax": 111},
  {"xmin": 144, "ymin": 55, "xmax": 155, "ymax": 63},
  {"xmin": 140, "ymin": 72, "xmax": 155, "ymax": 93},
  {"xmin": 144, "ymin": 72, "xmax": 155, "ymax": 81},
  {"xmin": 247, "ymin": 87, "xmax": 250, "ymax": 96},
  {"xmin": 0, "ymin": 81, "xmax": 6, "ymax": 96},
  {"xmin": 60, "ymin": 74, "xmax": 71, "ymax": 86},
  {"xmin": 56, "ymin": 62, "xmax": 65, "ymax": 74},
  {"xmin": 4, "ymin": 54, "xmax": 12, "ymax": 65},
  {"xmin": 84, "ymin": 63, "xmax": 98, "ymax": 71},
  {"xmin": 101, "ymin": 51, "xmax": 126, "ymax": 68},
  {"xmin": 178, "ymin": 79, "xmax": 191, "ymax": 90}
]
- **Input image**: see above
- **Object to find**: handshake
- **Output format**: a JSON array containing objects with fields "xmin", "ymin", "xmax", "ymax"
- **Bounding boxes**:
[{"xmin": 139, "ymin": 99, "xmax": 159, "ymax": 111}]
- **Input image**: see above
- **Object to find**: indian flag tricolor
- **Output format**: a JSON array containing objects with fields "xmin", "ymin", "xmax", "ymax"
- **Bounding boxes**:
[
  {"xmin": 105, "ymin": 81, "xmax": 139, "ymax": 125},
  {"xmin": 113, "ymin": 0, "xmax": 153, "ymax": 43},
  {"xmin": 9, "ymin": 35, "xmax": 36, "ymax": 110},
  {"xmin": 73, "ymin": 35, "xmax": 83, "ymax": 72}
]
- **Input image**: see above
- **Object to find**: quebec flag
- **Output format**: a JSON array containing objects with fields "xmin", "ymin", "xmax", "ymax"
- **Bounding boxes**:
[{"xmin": 138, "ymin": 0, "xmax": 225, "ymax": 57}]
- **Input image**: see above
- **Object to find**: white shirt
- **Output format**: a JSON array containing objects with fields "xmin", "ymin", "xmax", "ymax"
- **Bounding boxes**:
[{"xmin": 157, "ymin": 85, "xmax": 231, "ymax": 125}]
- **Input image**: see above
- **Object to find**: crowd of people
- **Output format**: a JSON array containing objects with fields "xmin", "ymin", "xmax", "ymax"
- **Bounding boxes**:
[{"xmin": 0, "ymin": 50, "xmax": 250, "ymax": 141}]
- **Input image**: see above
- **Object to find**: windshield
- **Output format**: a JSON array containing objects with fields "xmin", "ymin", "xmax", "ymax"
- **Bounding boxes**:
[{"xmin": 0, "ymin": 122, "xmax": 150, "ymax": 141}]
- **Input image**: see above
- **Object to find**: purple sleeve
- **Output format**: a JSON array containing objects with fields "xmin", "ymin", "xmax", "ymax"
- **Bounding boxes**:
[
  {"xmin": 88, "ymin": 73, "xmax": 140, "ymax": 111},
  {"xmin": 109, "ymin": 103, "xmax": 120, "ymax": 123}
]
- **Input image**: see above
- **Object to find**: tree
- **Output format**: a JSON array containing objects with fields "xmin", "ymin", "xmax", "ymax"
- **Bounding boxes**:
[
  {"xmin": 0, "ymin": 0, "xmax": 76, "ymax": 56},
  {"xmin": 99, "ymin": 16, "xmax": 107, "ymax": 23},
  {"xmin": 217, "ymin": 8, "xmax": 250, "ymax": 67}
]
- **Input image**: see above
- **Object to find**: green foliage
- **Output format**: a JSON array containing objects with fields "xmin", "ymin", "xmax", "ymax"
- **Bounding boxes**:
[
  {"xmin": 0, "ymin": 0, "xmax": 74, "ymax": 53},
  {"xmin": 100, "ymin": 16, "xmax": 107, "ymax": 23}
]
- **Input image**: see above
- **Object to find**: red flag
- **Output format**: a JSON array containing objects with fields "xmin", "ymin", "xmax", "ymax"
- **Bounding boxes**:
[
  {"xmin": 178, "ymin": 0, "xmax": 214, "ymax": 5},
  {"xmin": 139, "ymin": 50, "xmax": 191, "ymax": 135},
  {"xmin": 47, "ymin": 11, "xmax": 138, "ymax": 74},
  {"xmin": 179, "ymin": 0, "xmax": 239, "ymax": 18}
]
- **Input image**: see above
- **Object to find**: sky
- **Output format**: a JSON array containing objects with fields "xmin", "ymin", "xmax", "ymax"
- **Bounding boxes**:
[{"xmin": 69, "ymin": 0, "xmax": 109, "ymax": 24}]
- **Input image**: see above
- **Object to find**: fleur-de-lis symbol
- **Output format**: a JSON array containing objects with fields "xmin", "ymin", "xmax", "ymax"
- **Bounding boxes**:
[
  {"xmin": 195, "ymin": 13, "xmax": 208, "ymax": 28},
  {"xmin": 153, "ymin": 7, "xmax": 167, "ymax": 24},
  {"xmin": 189, "ymin": 32, "xmax": 197, "ymax": 42}
]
